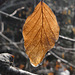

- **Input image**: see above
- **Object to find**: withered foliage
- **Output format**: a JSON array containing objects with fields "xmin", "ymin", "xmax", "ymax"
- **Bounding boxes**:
[{"xmin": 23, "ymin": 1, "xmax": 59, "ymax": 67}]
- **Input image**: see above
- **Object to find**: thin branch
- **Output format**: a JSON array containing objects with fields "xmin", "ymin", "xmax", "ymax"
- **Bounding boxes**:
[
  {"xmin": 20, "ymin": 38, "xmax": 24, "ymax": 43},
  {"xmin": 0, "ymin": 32, "xmax": 20, "ymax": 49},
  {"xmin": 50, "ymin": 51, "xmax": 75, "ymax": 68},
  {"xmin": 0, "ymin": 1, "xmax": 28, "ymax": 10},
  {"xmin": 4, "ymin": 45, "xmax": 11, "ymax": 50},
  {"xmin": 59, "ymin": 35, "xmax": 75, "ymax": 42},
  {"xmin": 9, "ymin": 66, "xmax": 38, "ymax": 75},
  {"xmin": 0, "ymin": 11, "xmax": 25, "ymax": 21},
  {"xmin": 0, "ymin": 53, "xmax": 37, "ymax": 75},
  {"xmin": 1, "ymin": 22, "xmax": 4, "ymax": 32},
  {"xmin": 0, "ymin": 66, "xmax": 37, "ymax": 75},
  {"xmin": 0, "ymin": 42, "xmax": 23, "ymax": 46},
  {"xmin": 0, "ymin": 46, "xmax": 28, "ymax": 59},
  {"xmin": 54, "ymin": 46, "xmax": 75, "ymax": 51},
  {"xmin": 10, "ymin": 7, "xmax": 25, "ymax": 16}
]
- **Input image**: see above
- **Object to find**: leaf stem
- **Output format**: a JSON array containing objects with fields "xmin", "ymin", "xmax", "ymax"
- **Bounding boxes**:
[{"xmin": 40, "ymin": 0, "xmax": 44, "ymax": 2}]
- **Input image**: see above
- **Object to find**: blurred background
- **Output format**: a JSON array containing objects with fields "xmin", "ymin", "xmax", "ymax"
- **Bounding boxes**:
[{"xmin": 0, "ymin": 0, "xmax": 75, "ymax": 75}]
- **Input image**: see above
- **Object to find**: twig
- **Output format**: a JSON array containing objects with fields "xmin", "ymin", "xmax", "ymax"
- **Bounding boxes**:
[
  {"xmin": 4, "ymin": 45, "xmax": 11, "ymax": 50},
  {"xmin": 0, "ymin": 32, "xmax": 20, "ymax": 50},
  {"xmin": 1, "ymin": 1, "xmax": 29, "ymax": 10},
  {"xmin": 59, "ymin": 35, "xmax": 75, "ymax": 42},
  {"xmin": 50, "ymin": 51, "xmax": 75, "ymax": 68},
  {"xmin": 0, "ymin": 66, "xmax": 37, "ymax": 75},
  {"xmin": 0, "ymin": 11, "xmax": 25, "ymax": 21},
  {"xmin": 0, "ymin": 53, "xmax": 37, "ymax": 75},
  {"xmin": 10, "ymin": 7, "xmax": 25, "ymax": 16},
  {"xmin": 54, "ymin": 46, "xmax": 75, "ymax": 51},
  {"xmin": 20, "ymin": 38, "xmax": 24, "ymax": 43},
  {"xmin": 0, "ymin": 42, "xmax": 23, "ymax": 46},
  {"xmin": 0, "ymin": 45, "xmax": 28, "ymax": 59},
  {"xmin": 0, "ymin": 22, "xmax": 4, "ymax": 32}
]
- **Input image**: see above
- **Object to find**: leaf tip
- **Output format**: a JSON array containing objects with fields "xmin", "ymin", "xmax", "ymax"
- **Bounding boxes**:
[{"xmin": 31, "ymin": 63, "xmax": 39, "ymax": 67}]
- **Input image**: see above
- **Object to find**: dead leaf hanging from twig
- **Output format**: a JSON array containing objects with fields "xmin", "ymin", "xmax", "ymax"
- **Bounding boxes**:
[{"xmin": 23, "ymin": 1, "xmax": 60, "ymax": 67}]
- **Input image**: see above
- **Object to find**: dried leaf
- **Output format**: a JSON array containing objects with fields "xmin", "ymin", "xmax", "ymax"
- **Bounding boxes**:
[{"xmin": 23, "ymin": 1, "xmax": 60, "ymax": 67}]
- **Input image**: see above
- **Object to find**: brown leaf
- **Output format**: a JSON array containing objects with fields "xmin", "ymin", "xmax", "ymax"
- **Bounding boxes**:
[{"xmin": 23, "ymin": 1, "xmax": 60, "ymax": 67}]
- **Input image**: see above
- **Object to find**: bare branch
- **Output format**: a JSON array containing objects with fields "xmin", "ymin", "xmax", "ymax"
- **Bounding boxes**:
[
  {"xmin": 10, "ymin": 7, "xmax": 25, "ymax": 16},
  {"xmin": 50, "ymin": 51, "xmax": 75, "ymax": 68},
  {"xmin": 0, "ymin": 32, "xmax": 20, "ymax": 50},
  {"xmin": 54, "ymin": 46, "xmax": 75, "ymax": 51},
  {"xmin": 0, "ymin": 42, "xmax": 23, "ymax": 46},
  {"xmin": 0, "ymin": 11, "xmax": 25, "ymax": 21},
  {"xmin": 9, "ymin": 66, "xmax": 38, "ymax": 75},
  {"xmin": 59, "ymin": 35, "xmax": 75, "ymax": 42},
  {"xmin": 0, "ymin": 53, "xmax": 37, "ymax": 75},
  {"xmin": 0, "ymin": 1, "xmax": 28, "ymax": 10},
  {"xmin": 0, "ymin": 22, "xmax": 4, "ymax": 32}
]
